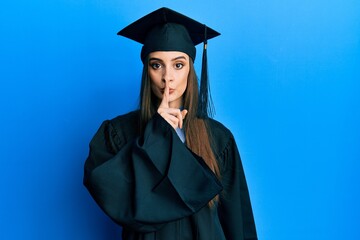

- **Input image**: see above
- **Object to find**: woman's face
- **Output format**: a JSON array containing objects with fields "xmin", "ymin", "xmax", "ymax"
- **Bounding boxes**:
[{"xmin": 148, "ymin": 51, "xmax": 190, "ymax": 109}]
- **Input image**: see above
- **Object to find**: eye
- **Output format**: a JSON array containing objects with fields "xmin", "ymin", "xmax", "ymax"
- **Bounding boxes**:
[
  {"xmin": 150, "ymin": 62, "xmax": 162, "ymax": 70},
  {"xmin": 174, "ymin": 63, "xmax": 184, "ymax": 69}
]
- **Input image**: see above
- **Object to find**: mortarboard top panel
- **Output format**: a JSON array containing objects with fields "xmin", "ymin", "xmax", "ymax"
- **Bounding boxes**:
[{"xmin": 117, "ymin": 7, "xmax": 220, "ymax": 46}]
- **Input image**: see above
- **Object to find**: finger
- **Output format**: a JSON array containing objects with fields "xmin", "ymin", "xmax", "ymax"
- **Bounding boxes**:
[
  {"xmin": 181, "ymin": 109, "xmax": 188, "ymax": 120},
  {"xmin": 159, "ymin": 83, "xmax": 170, "ymax": 108},
  {"xmin": 162, "ymin": 108, "xmax": 183, "ymax": 129},
  {"xmin": 178, "ymin": 110, "xmax": 188, "ymax": 129},
  {"xmin": 160, "ymin": 112, "xmax": 179, "ymax": 129},
  {"xmin": 159, "ymin": 108, "xmax": 182, "ymax": 128},
  {"xmin": 158, "ymin": 107, "xmax": 180, "ymax": 116},
  {"xmin": 176, "ymin": 109, "xmax": 183, "ymax": 129}
]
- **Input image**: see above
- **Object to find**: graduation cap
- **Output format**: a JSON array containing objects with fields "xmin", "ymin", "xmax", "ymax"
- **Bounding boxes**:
[{"xmin": 117, "ymin": 7, "xmax": 220, "ymax": 118}]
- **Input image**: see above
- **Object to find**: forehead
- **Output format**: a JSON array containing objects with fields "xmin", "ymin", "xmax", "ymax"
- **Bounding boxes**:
[{"xmin": 148, "ymin": 51, "xmax": 189, "ymax": 61}]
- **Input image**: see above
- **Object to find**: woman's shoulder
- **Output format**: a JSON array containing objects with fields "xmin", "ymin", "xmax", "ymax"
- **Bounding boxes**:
[
  {"xmin": 107, "ymin": 110, "xmax": 141, "ymax": 141},
  {"xmin": 205, "ymin": 118, "xmax": 235, "ymax": 157},
  {"xmin": 110, "ymin": 110, "xmax": 140, "ymax": 126},
  {"xmin": 206, "ymin": 118, "xmax": 233, "ymax": 141}
]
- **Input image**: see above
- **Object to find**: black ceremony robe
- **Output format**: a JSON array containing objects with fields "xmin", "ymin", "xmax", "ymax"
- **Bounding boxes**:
[{"xmin": 84, "ymin": 110, "xmax": 257, "ymax": 240}]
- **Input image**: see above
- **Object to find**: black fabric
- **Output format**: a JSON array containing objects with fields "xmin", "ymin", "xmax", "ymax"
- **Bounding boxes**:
[
  {"xmin": 140, "ymin": 23, "xmax": 196, "ymax": 63},
  {"xmin": 117, "ymin": 7, "xmax": 220, "ymax": 63},
  {"xmin": 117, "ymin": 7, "xmax": 220, "ymax": 48},
  {"xmin": 117, "ymin": 7, "xmax": 220, "ymax": 118},
  {"xmin": 84, "ymin": 110, "xmax": 257, "ymax": 239}
]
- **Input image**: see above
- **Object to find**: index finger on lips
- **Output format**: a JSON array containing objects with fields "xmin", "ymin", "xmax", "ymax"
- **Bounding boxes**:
[{"xmin": 159, "ymin": 83, "xmax": 170, "ymax": 108}]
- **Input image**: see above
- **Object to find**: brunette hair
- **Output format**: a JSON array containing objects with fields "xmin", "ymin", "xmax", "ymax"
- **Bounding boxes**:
[{"xmin": 139, "ymin": 58, "xmax": 220, "ymax": 206}]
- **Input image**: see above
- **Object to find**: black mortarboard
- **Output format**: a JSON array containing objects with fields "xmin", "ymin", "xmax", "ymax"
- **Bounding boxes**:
[{"xmin": 117, "ymin": 7, "xmax": 220, "ymax": 118}]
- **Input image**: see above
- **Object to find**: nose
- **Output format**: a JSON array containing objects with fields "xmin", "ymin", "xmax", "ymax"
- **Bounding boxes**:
[{"xmin": 161, "ymin": 66, "xmax": 174, "ymax": 84}]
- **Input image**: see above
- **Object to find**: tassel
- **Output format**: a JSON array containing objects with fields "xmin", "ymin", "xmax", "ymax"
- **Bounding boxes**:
[{"xmin": 199, "ymin": 25, "xmax": 215, "ymax": 118}]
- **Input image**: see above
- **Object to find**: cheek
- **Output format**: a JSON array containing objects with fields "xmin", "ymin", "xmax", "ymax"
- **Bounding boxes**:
[
  {"xmin": 180, "ymin": 77, "xmax": 188, "ymax": 92},
  {"xmin": 149, "ymin": 71, "xmax": 157, "ymax": 84},
  {"xmin": 179, "ymin": 69, "xmax": 189, "ymax": 90},
  {"xmin": 149, "ymin": 71, "xmax": 162, "ymax": 97}
]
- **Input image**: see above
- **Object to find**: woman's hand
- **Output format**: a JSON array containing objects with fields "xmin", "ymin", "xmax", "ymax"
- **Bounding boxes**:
[{"xmin": 157, "ymin": 85, "xmax": 188, "ymax": 129}]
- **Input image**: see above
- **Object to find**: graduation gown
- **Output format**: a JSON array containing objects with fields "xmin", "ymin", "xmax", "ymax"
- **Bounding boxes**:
[{"xmin": 84, "ymin": 110, "xmax": 257, "ymax": 240}]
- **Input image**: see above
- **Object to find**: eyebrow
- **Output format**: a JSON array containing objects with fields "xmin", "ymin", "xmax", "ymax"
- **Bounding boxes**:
[
  {"xmin": 148, "ymin": 56, "xmax": 187, "ymax": 62},
  {"xmin": 172, "ymin": 56, "xmax": 187, "ymax": 61}
]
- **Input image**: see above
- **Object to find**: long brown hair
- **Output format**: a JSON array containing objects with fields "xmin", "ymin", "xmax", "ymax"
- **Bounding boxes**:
[{"xmin": 139, "ymin": 58, "xmax": 220, "ymax": 206}]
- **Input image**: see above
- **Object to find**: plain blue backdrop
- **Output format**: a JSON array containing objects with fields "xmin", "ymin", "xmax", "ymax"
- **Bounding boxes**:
[{"xmin": 1, "ymin": 0, "xmax": 359, "ymax": 239}]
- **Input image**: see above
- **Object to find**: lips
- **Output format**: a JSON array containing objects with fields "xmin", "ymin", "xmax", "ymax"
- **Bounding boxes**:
[{"xmin": 161, "ymin": 88, "xmax": 175, "ymax": 94}]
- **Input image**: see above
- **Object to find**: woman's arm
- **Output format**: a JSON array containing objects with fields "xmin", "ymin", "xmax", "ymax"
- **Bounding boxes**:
[
  {"xmin": 218, "ymin": 136, "xmax": 258, "ymax": 240},
  {"xmin": 83, "ymin": 113, "xmax": 222, "ymax": 232}
]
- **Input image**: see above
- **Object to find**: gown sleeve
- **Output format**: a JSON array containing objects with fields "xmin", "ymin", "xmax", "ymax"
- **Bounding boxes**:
[
  {"xmin": 83, "ymin": 113, "xmax": 223, "ymax": 233},
  {"xmin": 218, "ymin": 135, "xmax": 258, "ymax": 240}
]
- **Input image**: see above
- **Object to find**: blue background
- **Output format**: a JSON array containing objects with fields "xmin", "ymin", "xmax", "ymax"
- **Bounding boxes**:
[{"xmin": 1, "ymin": 0, "xmax": 359, "ymax": 239}]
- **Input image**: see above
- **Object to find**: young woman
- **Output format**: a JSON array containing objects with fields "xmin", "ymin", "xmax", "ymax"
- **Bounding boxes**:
[{"xmin": 84, "ymin": 7, "xmax": 257, "ymax": 240}]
